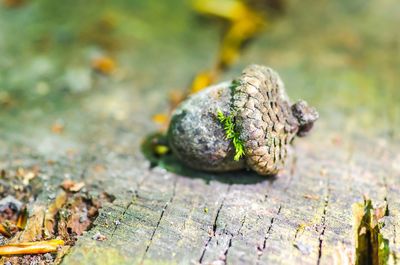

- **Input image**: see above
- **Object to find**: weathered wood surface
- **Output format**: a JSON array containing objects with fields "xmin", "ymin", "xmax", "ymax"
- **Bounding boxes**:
[{"xmin": 0, "ymin": 0, "xmax": 399, "ymax": 264}]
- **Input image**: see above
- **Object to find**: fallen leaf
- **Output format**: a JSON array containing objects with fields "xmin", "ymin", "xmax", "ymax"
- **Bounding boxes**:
[
  {"xmin": 0, "ymin": 239, "xmax": 64, "ymax": 255},
  {"xmin": 191, "ymin": 0, "xmax": 266, "ymax": 91}
]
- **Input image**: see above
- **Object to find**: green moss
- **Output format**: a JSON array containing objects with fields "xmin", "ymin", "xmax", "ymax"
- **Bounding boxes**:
[{"xmin": 217, "ymin": 109, "xmax": 245, "ymax": 161}]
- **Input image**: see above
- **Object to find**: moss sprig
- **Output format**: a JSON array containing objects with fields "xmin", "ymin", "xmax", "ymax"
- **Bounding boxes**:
[
  {"xmin": 229, "ymin": 79, "xmax": 240, "ymax": 92},
  {"xmin": 217, "ymin": 110, "xmax": 245, "ymax": 161}
]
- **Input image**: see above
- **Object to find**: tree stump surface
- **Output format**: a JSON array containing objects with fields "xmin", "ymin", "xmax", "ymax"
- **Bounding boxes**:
[{"xmin": 0, "ymin": 0, "xmax": 399, "ymax": 264}]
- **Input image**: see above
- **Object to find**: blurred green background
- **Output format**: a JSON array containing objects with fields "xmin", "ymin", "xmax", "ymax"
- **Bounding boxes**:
[{"xmin": 0, "ymin": 0, "xmax": 399, "ymax": 151}]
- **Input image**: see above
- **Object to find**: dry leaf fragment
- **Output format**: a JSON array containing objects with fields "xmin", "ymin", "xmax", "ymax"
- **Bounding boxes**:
[
  {"xmin": 44, "ymin": 192, "xmax": 68, "ymax": 238},
  {"xmin": 16, "ymin": 205, "xmax": 28, "ymax": 230},
  {"xmin": 190, "ymin": 70, "xmax": 218, "ymax": 94},
  {"xmin": 15, "ymin": 206, "xmax": 46, "ymax": 243},
  {"xmin": 92, "ymin": 232, "xmax": 107, "ymax": 241},
  {"xmin": 93, "ymin": 164, "xmax": 106, "ymax": 173},
  {"xmin": 2, "ymin": 0, "xmax": 25, "ymax": 8},
  {"xmin": 61, "ymin": 180, "xmax": 85, "ymax": 192},
  {"xmin": 154, "ymin": 145, "xmax": 169, "ymax": 156},
  {"xmin": 303, "ymin": 194, "xmax": 320, "ymax": 200},
  {"xmin": 152, "ymin": 113, "xmax": 169, "ymax": 126},
  {"xmin": 51, "ymin": 122, "xmax": 65, "ymax": 134},
  {"xmin": 0, "ymin": 223, "xmax": 11, "ymax": 238},
  {"xmin": 91, "ymin": 56, "xmax": 116, "ymax": 74},
  {"xmin": 16, "ymin": 167, "xmax": 39, "ymax": 184}
]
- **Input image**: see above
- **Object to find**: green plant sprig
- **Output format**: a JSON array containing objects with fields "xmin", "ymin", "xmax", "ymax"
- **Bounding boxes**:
[{"xmin": 217, "ymin": 110, "xmax": 245, "ymax": 161}]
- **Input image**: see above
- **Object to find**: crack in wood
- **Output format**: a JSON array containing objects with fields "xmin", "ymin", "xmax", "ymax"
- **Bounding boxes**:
[
  {"xmin": 394, "ymin": 224, "xmax": 398, "ymax": 265},
  {"xmin": 140, "ymin": 176, "xmax": 177, "ymax": 264},
  {"xmin": 256, "ymin": 205, "xmax": 282, "ymax": 263},
  {"xmin": 198, "ymin": 185, "xmax": 231, "ymax": 264},
  {"xmin": 110, "ymin": 191, "xmax": 140, "ymax": 239},
  {"xmin": 176, "ymin": 198, "xmax": 196, "ymax": 246},
  {"xmin": 317, "ymin": 181, "xmax": 330, "ymax": 265},
  {"xmin": 110, "ymin": 195, "xmax": 136, "ymax": 239},
  {"xmin": 222, "ymin": 215, "xmax": 246, "ymax": 265},
  {"xmin": 109, "ymin": 173, "xmax": 148, "ymax": 239},
  {"xmin": 293, "ymin": 225, "xmax": 301, "ymax": 241}
]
